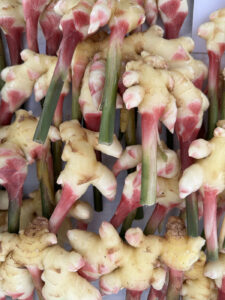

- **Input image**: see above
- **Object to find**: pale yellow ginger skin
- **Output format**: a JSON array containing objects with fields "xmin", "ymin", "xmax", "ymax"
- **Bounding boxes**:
[
  {"xmin": 182, "ymin": 252, "xmax": 218, "ymax": 300},
  {"xmin": 0, "ymin": 0, "xmax": 25, "ymax": 32},
  {"xmin": 123, "ymin": 54, "xmax": 208, "ymax": 133},
  {"xmin": 58, "ymin": 120, "xmax": 122, "ymax": 200},
  {"xmin": 205, "ymin": 253, "xmax": 225, "ymax": 290},
  {"xmin": 55, "ymin": 190, "xmax": 93, "ymax": 223},
  {"xmin": 79, "ymin": 61, "xmax": 122, "ymax": 117},
  {"xmin": 72, "ymin": 25, "xmax": 207, "ymax": 85},
  {"xmin": 69, "ymin": 218, "xmax": 204, "ymax": 294},
  {"xmin": 55, "ymin": 0, "xmax": 95, "ymax": 36},
  {"xmin": 0, "ymin": 189, "xmax": 10, "ymax": 210},
  {"xmin": 68, "ymin": 221, "xmax": 124, "ymax": 280},
  {"xmin": 0, "ymin": 142, "xmax": 27, "ymax": 185},
  {"xmin": 160, "ymin": 217, "xmax": 205, "ymax": 272},
  {"xmin": 1, "ymin": 49, "xmax": 69, "ymax": 111},
  {"xmin": 179, "ymin": 123, "xmax": 225, "ymax": 199},
  {"xmin": 0, "ymin": 218, "xmax": 101, "ymax": 300},
  {"xmin": 113, "ymin": 142, "xmax": 180, "ymax": 178},
  {"xmin": 0, "ymin": 110, "xmax": 60, "ymax": 163},
  {"xmin": 198, "ymin": 8, "xmax": 225, "ymax": 55},
  {"xmin": 41, "ymin": 245, "xmax": 101, "ymax": 300},
  {"xmin": 0, "ymin": 253, "xmax": 34, "ymax": 300}
]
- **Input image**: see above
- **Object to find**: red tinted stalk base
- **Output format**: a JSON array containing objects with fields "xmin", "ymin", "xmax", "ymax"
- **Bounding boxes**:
[
  {"xmin": 203, "ymin": 186, "xmax": 218, "ymax": 261},
  {"xmin": 49, "ymin": 184, "xmax": 78, "ymax": 233}
]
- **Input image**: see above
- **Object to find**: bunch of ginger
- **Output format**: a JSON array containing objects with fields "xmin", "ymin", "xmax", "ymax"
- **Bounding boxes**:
[{"xmin": 0, "ymin": 2, "xmax": 225, "ymax": 300}]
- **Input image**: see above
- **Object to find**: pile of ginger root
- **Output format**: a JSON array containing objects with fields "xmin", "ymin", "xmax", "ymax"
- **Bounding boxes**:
[{"xmin": 0, "ymin": 2, "xmax": 225, "ymax": 300}]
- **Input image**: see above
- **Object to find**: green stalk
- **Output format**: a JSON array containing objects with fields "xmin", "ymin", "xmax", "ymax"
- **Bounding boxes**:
[
  {"xmin": 36, "ymin": 155, "xmax": 55, "ymax": 219},
  {"xmin": 180, "ymin": 138, "xmax": 199, "ymax": 237},
  {"xmin": 72, "ymin": 85, "xmax": 82, "ymax": 121},
  {"xmin": 8, "ymin": 199, "xmax": 21, "ymax": 233},
  {"xmin": 99, "ymin": 24, "xmax": 127, "ymax": 145},
  {"xmin": 208, "ymin": 87, "xmax": 219, "ymax": 139},
  {"xmin": 34, "ymin": 73, "xmax": 65, "ymax": 143},
  {"xmin": 185, "ymin": 193, "xmax": 199, "ymax": 237},
  {"xmin": 120, "ymin": 209, "xmax": 137, "ymax": 239},
  {"xmin": 135, "ymin": 207, "xmax": 144, "ymax": 220},
  {"xmin": 34, "ymin": 30, "xmax": 83, "ymax": 144},
  {"xmin": 141, "ymin": 113, "xmax": 158, "ymax": 206},
  {"xmin": 52, "ymin": 141, "xmax": 62, "ymax": 189},
  {"xmin": 207, "ymin": 51, "xmax": 220, "ymax": 139},
  {"xmin": 0, "ymin": 32, "xmax": 6, "ymax": 90},
  {"xmin": 99, "ymin": 40, "xmax": 121, "ymax": 144}
]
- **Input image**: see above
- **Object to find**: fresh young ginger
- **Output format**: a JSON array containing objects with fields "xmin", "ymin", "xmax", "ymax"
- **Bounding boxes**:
[
  {"xmin": 198, "ymin": 8, "xmax": 225, "ymax": 138},
  {"xmin": 181, "ymin": 252, "xmax": 218, "ymax": 300},
  {"xmin": 0, "ymin": 49, "xmax": 69, "ymax": 125},
  {"xmin": 0, "ymin": 110, "xmax": 59, "ymax": 232},
  {"xmin": 0, "ymin": 189, "xmax": 93, "ymax": 236},
  {"xmin": 122, "ymin": 52, "xmax": 208, "ymax": 206},
  {"xmin": 179, "ymin": 121, "xmax": 225, "ymax": 260},
  {"xmin": 68, "ymin": 217, "xmax": 205, "ymax": 296},
  {"xmin": 204, "ymin": 253, "xmax": 225, "ymax": 297},
  {"xmin": 110, "ymin": 142, "xmax": 182, "ymax": 230},
  {"xmin": 0, "ymin": 217, "xmax": 101, "ymax": 300},
  {"xmin": 49, "ymin": 119, "xmax": 122, "ymax": 233},
  {"xmin": 39, "ymin": 0, "xmax": 62, "ymax": 55},
  {"xmin": 72, "ymin": 24, "xmax": 207, "ymax": 100},
  {"xmin": 0, "ymin": 0, "xmax": 25, "ymax": 65},
  {"xmin": 22, "ymin": 0, "xmax": 51, "ymax": 52},
  {"xmin": 158, "ymin": 0, "xmax": 188, "ymax": 39}
]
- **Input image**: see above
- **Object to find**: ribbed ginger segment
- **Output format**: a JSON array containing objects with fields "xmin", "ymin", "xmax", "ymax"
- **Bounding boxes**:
[
  {"xmin": 0, "ymin": 0, "xmax": 25, "ymax": 65},
  {"xmin": 158, "ymin": 0, "xmax": 188, "ymax": 39},
  {"xmin": 0, "ymin": 49, "xmax": 69, "ymax": 118},
  {"xmin": 69, "ymin": 219, "xmax": 204, "ymax": 296},
  {"xmin": 49, "ymin": 120, "xmax": 122, "ymax": 233},
  {"xmin": 182, "ymin": 252, "xmax": 218, "ymax": 300}
]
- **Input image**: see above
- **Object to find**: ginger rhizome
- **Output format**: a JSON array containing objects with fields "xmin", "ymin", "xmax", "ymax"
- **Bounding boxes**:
[
  {"xmin": 0, "ymin": 49, "xmax": 69, "ymax": 126},
  {"xmin": 182, "ymin": 252, "xmax": 218, "ymax": 300},
  {"xmin": 122, "ymin": 52, "xmax": 208, "ymax": 206},
  {"xmin": 0, "ymin": 0, "xmax": 25, "ymax": 65},
  {"xmin": 0, "ymin": 110, "xmax": 59, "ymax": 232},
  {"xmin": 158, "ymin": 0, "xmax": 188, "ymax": 39},
  {"xmin": 110, "ymin": 143, "xmax": 182, "ymax": 232},
  {"xmin": 179, "ymin": 121, "xmax": 225, "ymax": 261},
  {"xmin": 0, "ymin": 217, "xmax": 101, "ymax": 300},
  {"xmin": 68, "ymin": 217, "xmax": 204, "ymax": 296},
  {"xmin": 49, "ymin": 120, "xmax": 122, "ymax": 233},
  {"xmin": 198, "ymin": 8, "xmax": 225, "ymax": 138}
]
